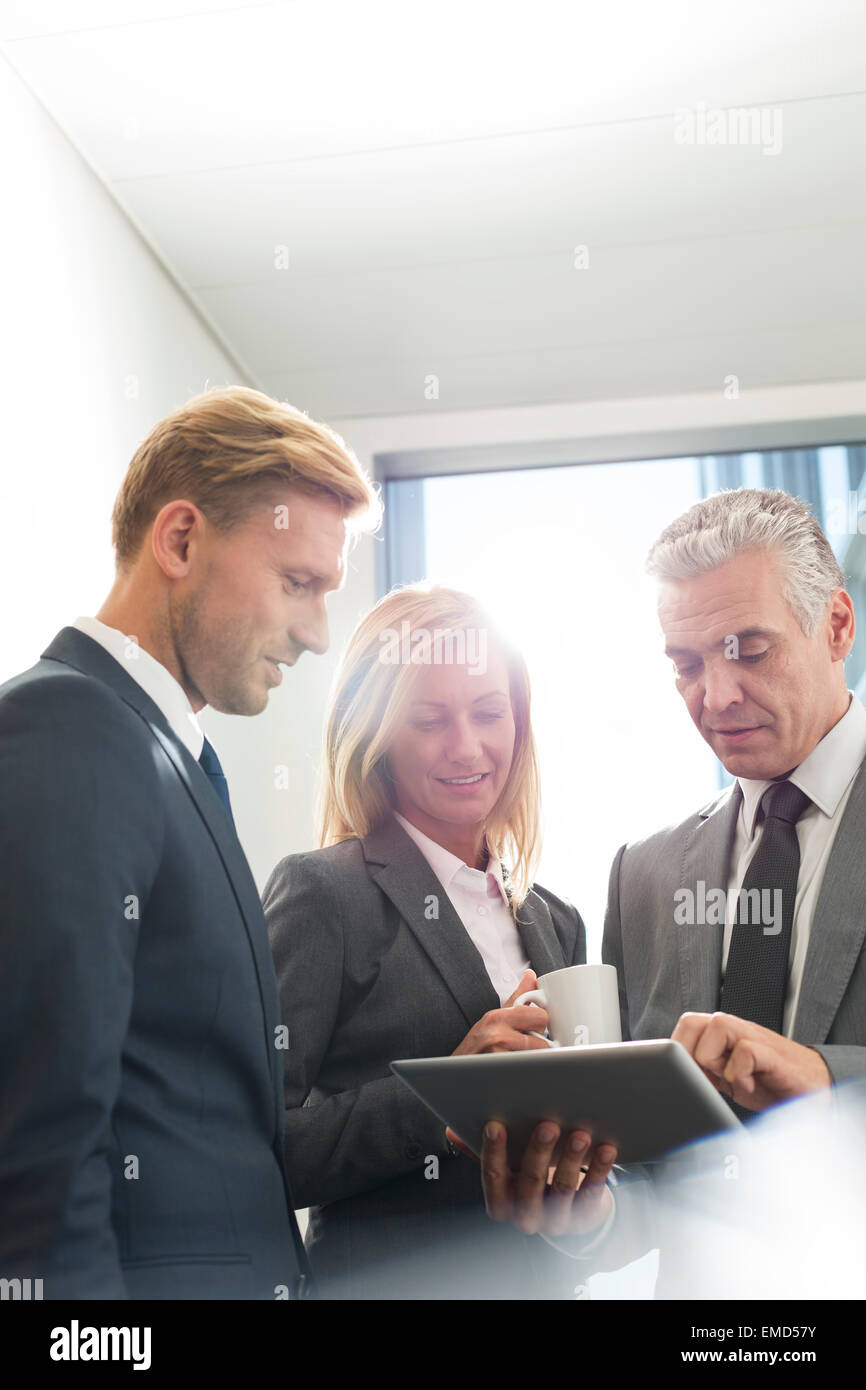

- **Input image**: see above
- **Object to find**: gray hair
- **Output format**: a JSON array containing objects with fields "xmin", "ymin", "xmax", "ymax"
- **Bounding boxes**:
[{"xmin": 646, "ymin": 489, "xmax": 844, "ymax": 637}]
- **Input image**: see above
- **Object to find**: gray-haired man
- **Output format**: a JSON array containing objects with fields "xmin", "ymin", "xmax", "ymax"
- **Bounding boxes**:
[
  {"xmin": 609, "ymin": 487, "xmax": 864, "ymax": 1110},
  {"xmin": 477, "ymin": 488, "xmax": 866, "ymax": 1243}
]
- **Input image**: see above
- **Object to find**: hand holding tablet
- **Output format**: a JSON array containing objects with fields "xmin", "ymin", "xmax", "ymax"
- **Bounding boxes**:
[
  {"xmin": 448, "ymin": 1118, "xmax": 619, "ymax": 1239},
  {"xmin": 393, "ymin": 965, "xmax": 742, "ymax": 1247},
  {"xmin": 393, "ymin": 966, "xmax": 740, "ymax": 1171},
  {"xmin": 393, "ymin": 1038, "xmax": 741, "ymax": 1170}
]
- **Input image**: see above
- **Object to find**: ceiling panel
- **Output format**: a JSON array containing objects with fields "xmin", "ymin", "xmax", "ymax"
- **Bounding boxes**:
[
  {"xmin": 3, "ymin": 0, "xmax": 865, "ymax": 417},
  {"xmin": 103, "ymin": 95, "xmax": 866, "ymax": 292},
  {"xmin": 260, "ymin": 321, "xmax": 866, "ymax": 420},
  {"xmin": 196, "ymin": 224, "xmax": 866, "ymax": 368},
  {"xmin": 6, "ymin": 0, "xmax": 865, "ymax": 177},
  {"xmin": 0, "ymin": 0, "xmax": 268, "ymax": 42}
]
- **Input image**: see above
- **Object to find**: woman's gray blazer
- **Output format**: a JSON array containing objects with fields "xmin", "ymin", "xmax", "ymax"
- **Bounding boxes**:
[{"xmin": 263, "ymin": 814, "xmax": 587, "ymax": 1299}]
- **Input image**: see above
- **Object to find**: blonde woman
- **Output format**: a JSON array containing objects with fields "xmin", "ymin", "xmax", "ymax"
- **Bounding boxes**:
[{"xmin": 264, "ymin": 585, "xmax": 596, "ymax": 1299}]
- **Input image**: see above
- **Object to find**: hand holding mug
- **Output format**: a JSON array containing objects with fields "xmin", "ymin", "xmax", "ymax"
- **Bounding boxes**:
[{"xmin": 451, "ymin": 970, "xmax": 552, "ymax": 1055}]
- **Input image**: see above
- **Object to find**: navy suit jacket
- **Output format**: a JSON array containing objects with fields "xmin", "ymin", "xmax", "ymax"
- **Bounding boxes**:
[{"xmin": 0, "ymin": 627, "xmax": 309, "ymax": 1299}]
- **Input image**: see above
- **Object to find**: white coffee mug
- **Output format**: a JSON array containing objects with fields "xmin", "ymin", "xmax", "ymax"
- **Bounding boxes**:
[{"xmin": 515, "ymin": 963, "xmax": 621, "ymax": 1047}]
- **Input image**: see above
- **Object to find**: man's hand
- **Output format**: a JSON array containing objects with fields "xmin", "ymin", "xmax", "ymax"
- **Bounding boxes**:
[
  {"xmin": 447, "ymin": 1121, "xmax": 617, "ymax": 1238},
  {"xmin": 672, "ymin": 1011, "xmax": 832, "ymax": 1111}
]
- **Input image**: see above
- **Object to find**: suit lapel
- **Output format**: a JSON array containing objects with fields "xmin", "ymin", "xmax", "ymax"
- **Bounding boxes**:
[
  {"xmin": 146, "ymin": 723, "xmax": 286, "ymax": 1085},
  {"xmin": 793, "ymin": 756, "xmax": 866, "ymax": 1043},
  {"xmin": 514, "ymin": 892, "xmax": 567, "ymax": 976},
  {"xmin": 363, "ymin": 818, "xmax": 500, "ymax": 1026},
  {"xmin": 41, "ymin": 628, "xmax": 284, "ymax": 1127},
  {"xmin": 678, "ymin": 783, "xmax": 742, "ymax": 1015}
]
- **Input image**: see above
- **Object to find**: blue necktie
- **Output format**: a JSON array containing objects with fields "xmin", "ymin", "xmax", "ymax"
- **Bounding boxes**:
[{"xmin": 198, "ymin": 736, "xmax": 235, "ymax": 828}]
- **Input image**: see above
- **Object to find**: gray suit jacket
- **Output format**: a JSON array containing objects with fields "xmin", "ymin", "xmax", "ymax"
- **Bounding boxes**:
[
  {"xmin": 576, "ymin": 772, "xmax": 866, "ymax": 1288},
  {"xmin": 602, "ymin": 767, "xmax": 866, "ymax": 1082},
  {"xmin": 263, "ymin": 815, "xmax": 586, "ymax": 1299}
]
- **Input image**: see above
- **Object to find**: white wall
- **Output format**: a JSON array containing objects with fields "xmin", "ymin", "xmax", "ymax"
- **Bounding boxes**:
[{"xmin": 0, "ymin": 54, "xmax": 245, "ymax": 679}]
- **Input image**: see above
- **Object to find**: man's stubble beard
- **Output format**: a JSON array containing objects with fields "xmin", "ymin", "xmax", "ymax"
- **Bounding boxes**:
[{"xmin": 169, "ymin": 585, "xmax": 266, "ymax": 717}]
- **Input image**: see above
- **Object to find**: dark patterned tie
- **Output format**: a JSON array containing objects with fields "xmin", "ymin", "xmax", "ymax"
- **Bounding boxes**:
[
  {"xmin": 721, "ymin": 779, "xmax": 811, "ymax": 1033},
  {"xmin": 198, "ymin": 736, "xmax": 235, "ymax": 828}
]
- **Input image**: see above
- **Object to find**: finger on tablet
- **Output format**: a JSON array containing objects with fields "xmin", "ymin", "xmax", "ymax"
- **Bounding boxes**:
[
  {"xmin": 480, "ymin": 1121, "xmax": 513, "ymax": 1223},
  {"xmin": 724, "ymin": 1038, "xmax": 762, "ymax": 1096},
  {"xmin": 514, "ymin": 1121, "xmax": 560, "ymax": 1234},
  {"xmin": 543, "ymin": 1128, "xmax": 591, "ymax": 1236},
  {"xmin": 690, "ymin": 1014, "xmax": 739, "ymax": 1075},
  {"xmin": 581, "ymin": 1143, "xmax": 617, "ymax": 1193},
  {"xmin": 671, "ymin": 1011, "xmax": 712, "ymax": 1057}
]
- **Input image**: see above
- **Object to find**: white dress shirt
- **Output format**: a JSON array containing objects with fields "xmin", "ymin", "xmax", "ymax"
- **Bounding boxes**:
[
  {"xmin": 72, "ymin": 615, "xmax": 206, "ymax": 760},
  {"xmin": 724, "ymin": 691, "xmax": 866, "ymax": 1036},
  {"xmin": 393, "ymin": 811, "xmax": 530, "ymax": 1002}
]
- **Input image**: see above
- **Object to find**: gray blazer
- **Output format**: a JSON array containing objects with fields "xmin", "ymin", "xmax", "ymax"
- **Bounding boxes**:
[
  {"xmin": 603, "ymin": 770, "xmax": 866, "ymax": 1082},
  {"xmin": 263, "ymin": 814, "xmax": 586, "ymax": 1299}
]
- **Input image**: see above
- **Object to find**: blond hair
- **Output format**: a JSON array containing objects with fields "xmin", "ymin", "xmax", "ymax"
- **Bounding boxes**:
[
  {"xmin": 317, "ymin": 584, "xmax": 542, "ymax": 909},
  {"xmin": 111, "ymin": 385, "xmax": 380, "ymax": 567}
]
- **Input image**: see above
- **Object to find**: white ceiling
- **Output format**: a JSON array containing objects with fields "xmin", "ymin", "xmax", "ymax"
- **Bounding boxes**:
[{"xmin": 3, "ymin": 0, "xmax": 866, "ymax": 418}]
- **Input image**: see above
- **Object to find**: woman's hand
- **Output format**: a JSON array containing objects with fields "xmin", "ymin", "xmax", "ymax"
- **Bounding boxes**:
[{"xmin": 451, "ymin": 970, "xmax": 551, "ymax": 1055}]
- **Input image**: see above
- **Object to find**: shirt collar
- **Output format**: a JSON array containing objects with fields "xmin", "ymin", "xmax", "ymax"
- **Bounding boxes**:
[
  {"xmin": 392, "ymin": 811, "xmax": 509, "ymax": 905},
  {"xmin": 72, "ymin": 615, "xmax": 205, "ymax": 760},
  {"xmin": 738, "ymin": 692, "xmax": 866, "ymax": 837}
]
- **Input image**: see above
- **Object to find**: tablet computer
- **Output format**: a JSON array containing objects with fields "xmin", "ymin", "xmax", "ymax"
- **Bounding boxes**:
[{"xmin": 391, "ymin": 1039, "xmax": 742, "ymax": 1168}]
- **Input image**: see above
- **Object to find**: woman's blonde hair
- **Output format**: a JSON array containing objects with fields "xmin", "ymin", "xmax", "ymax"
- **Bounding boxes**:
[
  {"xmin": 317, "ymin": 583, "xmax": 541, "ymax": 908},
  {"xmin": 111, "ymin": 385, "xmax": 380, "ymax": 568}
]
